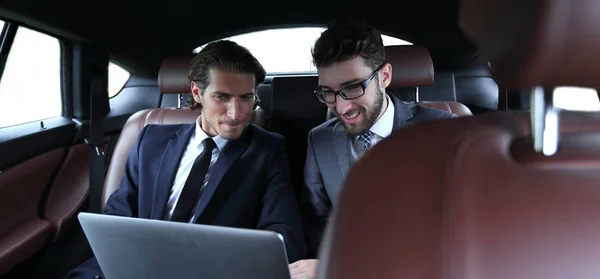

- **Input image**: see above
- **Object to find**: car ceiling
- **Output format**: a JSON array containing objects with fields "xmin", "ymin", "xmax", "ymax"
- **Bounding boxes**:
[{"xmin": 0, "ymin": 0, "xmax": 478, "ymax": 77}]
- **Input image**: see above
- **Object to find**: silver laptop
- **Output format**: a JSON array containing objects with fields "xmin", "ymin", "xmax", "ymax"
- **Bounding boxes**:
[{"xmin": 78, "ymin": 212, "xmax": 291, "ymax": 279}]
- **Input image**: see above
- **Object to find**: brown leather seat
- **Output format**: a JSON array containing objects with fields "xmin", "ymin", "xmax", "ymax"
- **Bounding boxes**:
[
  {"xmin": 317, "ymin": 0, "xmax": 600, "ymax": 278},
  {"xmin": 420, "ymin": 101, "xmax": 472, "ymax": 116},
  {"xmin": 386, "ymin": 45, "xmax": 473, "ymax": 116},
  {"xmin": 101, "ymin": 56, "xmax": 265, "ymax": 209}
]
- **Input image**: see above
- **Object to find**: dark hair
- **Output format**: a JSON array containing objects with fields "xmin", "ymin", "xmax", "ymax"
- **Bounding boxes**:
[
  {"xmin": 187, "ymin": 40, "xmax": 266, "ymax": 110},
  {"xmin": 311, "ymin": 19, "xmax": 385, "ymax": 70}
]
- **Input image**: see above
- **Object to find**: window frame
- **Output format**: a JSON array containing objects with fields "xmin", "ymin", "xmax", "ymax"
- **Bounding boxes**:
[
  {"xmin": 0, "ymin": 21, "xmax": 18, "ymax": 84},
  {"xmin": 0, "ymin": 18, "xmax": 75, "ymax": 169}
]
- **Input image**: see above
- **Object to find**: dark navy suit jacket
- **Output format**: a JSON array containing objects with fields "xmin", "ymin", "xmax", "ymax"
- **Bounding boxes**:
[{"xmin": 66, "ymin": 123, "xmax": 307, "ymax": 278}]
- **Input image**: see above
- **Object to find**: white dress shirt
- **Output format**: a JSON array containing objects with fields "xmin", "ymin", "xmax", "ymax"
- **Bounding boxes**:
[
  {"xmin": 350, "ymin": 94, "xmax": 395, "ymax": 161},
  {"xmin": 163, "ymin": 116, "xmax": 228, "ymax": 222}
]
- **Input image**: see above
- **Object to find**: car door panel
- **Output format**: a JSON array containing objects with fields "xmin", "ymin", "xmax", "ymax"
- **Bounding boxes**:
[
  {"xmin": 42, "ymin": 143, "xmax": 90, "ymax": 241},
  {"xmin": 0, "ymin": 147, "xmax": 64, "ymax": 275},
  {"xmin": 0, "ymin": 117, "xmax": 74, "ymax": 171}
]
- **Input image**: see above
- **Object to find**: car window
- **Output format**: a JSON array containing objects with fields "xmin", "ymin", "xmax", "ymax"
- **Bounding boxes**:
[
  {"xmin": 108, "ymin": 62, "xmax": 130, "ymax": 98},
  {"xmin": 0, "ymin": 25, "xmax": 61, "ymax": 128},
  {"xmin": 554, "ymin": 87, "xmax": 600, "ymax": 111},
  {"xmin": 193, "ymin": 27, "xmax": 411, "ymax": 73}
]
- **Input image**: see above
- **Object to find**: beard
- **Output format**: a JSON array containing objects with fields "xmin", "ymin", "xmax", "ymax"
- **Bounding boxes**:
[{"xmin": 333, "ymin": 88, "xmax": 385, "ymax": 137}]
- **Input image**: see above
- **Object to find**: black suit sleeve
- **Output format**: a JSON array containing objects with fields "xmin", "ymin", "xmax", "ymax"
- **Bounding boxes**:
[
  {"xmin": 65, "ymin": 126, "xmax": 149, "ymax": 279},
  {"xmin": 255, "ymin": 135, "xmax": 308, "ymax": 263}
]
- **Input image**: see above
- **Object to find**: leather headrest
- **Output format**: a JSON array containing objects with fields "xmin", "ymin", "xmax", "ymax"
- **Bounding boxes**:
[
  {"xmin": 459, "ymin": 0, "xmax": 600, "ymax": 90},
  {"xmin": 386, "ymin": 45, "xmax": 434, "ymax": 88},
  {"xmin": 158, "ymin": 54, "xmax": 195, "ymax": 93}
]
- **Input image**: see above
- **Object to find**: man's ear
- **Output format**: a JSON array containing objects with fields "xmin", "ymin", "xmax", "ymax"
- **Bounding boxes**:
[
  {"xmin": 253, "ymin": 94, "xmax": 261, "ymax": 110},
  {"xmin": 191, "ymin": 81, "xmax": 202, "ymax": 103},
  {"xmin": 380, "ymin": 63, "xmax": 393, "ymax": 89}
]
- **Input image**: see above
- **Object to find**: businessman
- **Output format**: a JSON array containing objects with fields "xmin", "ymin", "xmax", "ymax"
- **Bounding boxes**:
[
  {"xmin": 67, "ymin": 40, "xmax": 307, "ymax": 278},
  {"xmin": 290, "ymin": 19, "xmax": 456, "ymax": 278}
]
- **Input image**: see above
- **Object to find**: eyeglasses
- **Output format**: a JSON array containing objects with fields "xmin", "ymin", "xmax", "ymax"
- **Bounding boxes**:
[{"xmin": 314, "ymin": 63, "xmax": 385, "ymax": 104}]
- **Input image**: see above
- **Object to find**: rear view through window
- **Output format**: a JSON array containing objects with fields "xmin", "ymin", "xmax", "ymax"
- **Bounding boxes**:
[
  {"xmin": 554, "ymin": 87, "xmax": 600, "ymax": 111},
  {"xmin": 0, "ymin": 25, "xmax": 61, "ymax": 128},
  {"xmin": 193, "ymin": 27, "xmax": 412, "ymax": 74}
]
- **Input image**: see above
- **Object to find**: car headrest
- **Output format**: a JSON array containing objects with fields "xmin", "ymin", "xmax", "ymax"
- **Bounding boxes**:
[
  {"xmin": 158, "ymin": 54, "xmax": 195, "ymax": 94},
  {"xmin": 386, "ymin": 45, "xmax": 434, "ymax": 88},
  {"xmin": 459, "ymin": 0, "xmax": 600, "ymax": 90}
]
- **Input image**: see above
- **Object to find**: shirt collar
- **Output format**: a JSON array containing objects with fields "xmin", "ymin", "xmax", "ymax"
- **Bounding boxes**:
[
  {"xmin": 192, "ymin": 115, "xmax": 228, "ymax": 151},
  {"xmin": 369, "ymin": 94, "xmax": 395, "ymax": 138}
]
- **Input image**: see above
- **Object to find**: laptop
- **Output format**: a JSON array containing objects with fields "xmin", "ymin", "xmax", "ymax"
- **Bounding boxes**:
[{"xmin": 78, "ymin": 212, "xmax": 291, "ymax": 279}]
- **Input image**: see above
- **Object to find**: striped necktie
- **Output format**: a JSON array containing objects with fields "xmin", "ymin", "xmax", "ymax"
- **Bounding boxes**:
[{"xmin": 359, "ymin": 130, "xmax": 375, "ymax": 151}]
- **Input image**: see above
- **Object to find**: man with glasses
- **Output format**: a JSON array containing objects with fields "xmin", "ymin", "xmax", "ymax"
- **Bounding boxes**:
[{"xmin": 289, "ymin": 19, "xmax": 455, "ymax": 278}]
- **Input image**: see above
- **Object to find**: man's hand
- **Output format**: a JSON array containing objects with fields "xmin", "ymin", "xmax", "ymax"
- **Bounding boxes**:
[{"xmin": 289, "ymin": 259, "xmax": 318, "ymax": 279}]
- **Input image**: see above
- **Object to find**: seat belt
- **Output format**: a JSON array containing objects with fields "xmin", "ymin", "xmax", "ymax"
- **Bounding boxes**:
[
  {"xmin": 490, "ymin": 61, "xmax": 509, "ymax": 112},
  {"xmin": 85, "ymin": 74, "xmax": 107, "ymax": 213},
  {"xmin": 498, "ymin": 86, "xmax": 508, "ymax": 111}
]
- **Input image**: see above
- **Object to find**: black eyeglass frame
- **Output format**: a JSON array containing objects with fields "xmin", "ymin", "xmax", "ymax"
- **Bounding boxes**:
[{"xmin": 313, "ymin": 63, "xmax": 386, "ymax": 104}]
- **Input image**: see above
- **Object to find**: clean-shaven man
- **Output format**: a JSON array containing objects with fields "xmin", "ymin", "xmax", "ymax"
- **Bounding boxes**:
[{"xmin": 67, "ymin": 40, "xmax": 307, "ymax": 279}]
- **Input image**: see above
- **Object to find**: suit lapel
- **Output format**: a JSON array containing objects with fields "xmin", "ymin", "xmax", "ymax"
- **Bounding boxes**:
[
  {"xmin": 390, "ymin": 93, "xmax": 414, "ymax": 130},
  {"xmin": 150, "ymin": 124, "xmax": 195, "ymax": 219},
  {"xmin": 191, "ymin": 126, "xmax": 251, "ymax": 223},
  {"xmin": 333, "ymin": 122, "xmax": 352, "ymax": 190}
]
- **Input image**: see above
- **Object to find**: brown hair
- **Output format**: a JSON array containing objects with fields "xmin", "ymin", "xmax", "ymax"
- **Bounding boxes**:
[
  {"xmin": 187, "ymin": 40, "xmax": 266, "ymax": 110},
  {"xmin": 311, "ymin": 19, "xmax": 385, "ymax": 71}
]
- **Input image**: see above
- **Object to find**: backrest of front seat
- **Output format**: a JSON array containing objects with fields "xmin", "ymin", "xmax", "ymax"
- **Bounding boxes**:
[
  {"xmin": 386, "ymin": 45, "xmax": 473, "ymax": 116},
  {"xmin": 320, "ymin": 111, "xmax": 600, "ymax": 279},
  {"xmin": 269, "ymin": 75, "xmax": 324, "ymax": 197},
  {"xmin": 317, "ymin": 0, "xmax": 600, "ymax": 278},
  {"xmin": 101, "ymin": 55, "xmax": 265, "ymax": 208}
]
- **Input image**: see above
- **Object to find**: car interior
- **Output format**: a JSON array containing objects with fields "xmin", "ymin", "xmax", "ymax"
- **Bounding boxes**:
[{"xmin": 0, "ymin": 0, "xmax": 599, "ymax": 278}]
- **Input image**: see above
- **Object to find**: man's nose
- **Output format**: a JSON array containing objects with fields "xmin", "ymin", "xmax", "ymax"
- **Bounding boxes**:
[
  {"xmin": 334, "ymin": 95, "xmax": 353, "ymax": 114},
  {"xmin": 226, "ymin": 99, "xmax": 240, "ymax": 121}
]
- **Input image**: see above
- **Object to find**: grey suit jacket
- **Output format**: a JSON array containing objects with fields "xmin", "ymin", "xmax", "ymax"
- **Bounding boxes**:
[{"xmin": 301, "ymin": 93, "xmax": 457, "ymax": 256}]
